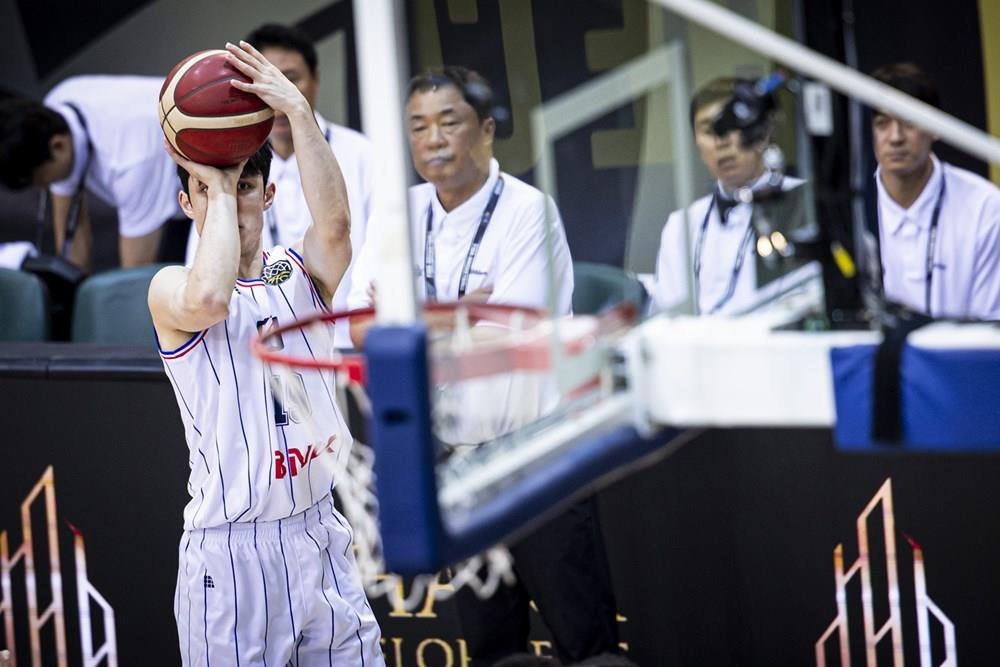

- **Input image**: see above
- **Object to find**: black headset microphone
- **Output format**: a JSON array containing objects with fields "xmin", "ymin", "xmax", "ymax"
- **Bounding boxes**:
[
  {"xmin": 714, "ymin": 71, "xmax": 863, "ymax": 313},
  {"xmin": 711, "ymin": 71, "xmax": 785, "ymax": 148},
  {"xmin": 711, "ymin": 72, "xmax": 787, "ymax": 210}
]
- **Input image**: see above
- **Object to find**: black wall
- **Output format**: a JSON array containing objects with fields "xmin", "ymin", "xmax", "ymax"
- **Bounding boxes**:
[{"xmin": 4, "ymin": 351, "xmax": 1000, "ymax": 665}]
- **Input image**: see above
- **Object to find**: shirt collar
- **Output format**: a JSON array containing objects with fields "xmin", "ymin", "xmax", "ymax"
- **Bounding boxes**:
[
  {"xmin": 52, "ymin": 104, "xmax": 90, "ymax": 191},
  {"xmin": 875, "ymin": 154, "xmax": 942, "ymax": 234},
  {"xmin": 429, "ymin": 158, "xmax": 500, "ymax": 227},
  {"xmin": 716, "ymin": 169, "xmax": 774, "ymax": 199},
  {"xmin": 713, "ymin": 170, "xmax": 777, "ymax": 224}
]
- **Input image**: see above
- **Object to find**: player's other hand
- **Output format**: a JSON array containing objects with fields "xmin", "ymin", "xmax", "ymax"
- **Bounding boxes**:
[
  {"xmin": 225, "ymin": 41, "xmax": 310, "ymax": 119},
  {"xmin": 163, "ymin": 139, "xmax": 247, "ymax": 195}
]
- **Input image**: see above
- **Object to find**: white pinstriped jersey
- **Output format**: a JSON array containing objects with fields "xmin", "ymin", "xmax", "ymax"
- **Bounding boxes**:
[{"xmin": 158, "ymin": 246, "xmax": 351, "ymax": 530}]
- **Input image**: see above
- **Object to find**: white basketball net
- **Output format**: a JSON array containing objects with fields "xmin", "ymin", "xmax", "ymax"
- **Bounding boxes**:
[
  {"xmin": 265, "ymin": 315, "xmax": 519, "ymax": 612},
  {"xmin": 263, "ymin": 305, "xmax": 625, "ymax": 611}
]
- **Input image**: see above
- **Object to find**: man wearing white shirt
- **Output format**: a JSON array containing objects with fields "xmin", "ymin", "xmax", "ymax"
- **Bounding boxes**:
[
  {"xmin": 0, "ymin": 77, "xmax": 183, "ymax": 271},
  {"xmin": 869, "ymin": 62, "xmax": 1000, "ymax": 320},
  {"xmin": 653, "ymin": 77, "xmax": 813, "ymax": 315},
  {"xmin": 348, "ymin": 67, "xmax": 619, "ymax": 667},
  {"xmin": 185, "ymin": 24, "xmax": 374, "ymax": 347}
]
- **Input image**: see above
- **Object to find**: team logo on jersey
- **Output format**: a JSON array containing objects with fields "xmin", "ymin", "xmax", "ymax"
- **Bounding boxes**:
[{"xmin": 262, "ymin": 259, "xmax": 293, "ymax": 285}]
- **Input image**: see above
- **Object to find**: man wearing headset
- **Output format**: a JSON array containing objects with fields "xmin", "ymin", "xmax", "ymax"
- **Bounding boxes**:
[
  {"xmin": 868, "ymin": 63, "xmax": 1000, "ymax": 320},
  {"xmin": 652, "ymin": 76, "xmax": 812, "ymax": 315}
]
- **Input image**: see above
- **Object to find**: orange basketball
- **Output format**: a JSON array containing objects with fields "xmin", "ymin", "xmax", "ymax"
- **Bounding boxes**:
[{"xmin": 158, "ymin": 50, "xmax": 274, "ymax": 167}]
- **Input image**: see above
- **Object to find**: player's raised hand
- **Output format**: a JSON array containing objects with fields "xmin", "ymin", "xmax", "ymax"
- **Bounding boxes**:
[
  {"xmin": 163, "ymin": 139, "xmax": 247, "ymax": 193},
  {"xmin": 224, "ymin": 40, "xmax": 309, "ymax": 118}
]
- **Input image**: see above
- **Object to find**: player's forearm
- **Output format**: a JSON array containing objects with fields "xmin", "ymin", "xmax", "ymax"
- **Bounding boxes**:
[
  {"xmin": 184, "ymin": 191, "xmax": 240, "ymax": 313},
  {"xmin": 288, "ymin": 105, "xmax": 350, "ymax": 246}
]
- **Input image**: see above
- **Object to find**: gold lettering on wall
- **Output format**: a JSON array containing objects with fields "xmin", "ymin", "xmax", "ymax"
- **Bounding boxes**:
[
  {"xmin": 529, "ymin": 639, "xmax": 552, "ymax": 656},
  {"xmin": 979, "ymin": 0, "xmax": 1000, "ymax": 184},
  {"xmin": 416, "ymin": 637, "xmax": 455, "ymax": 667},
  {"xmin": 383, "ymin": 636, "xmax": 405, "ymax": 665},
  {"xmin": 373, "ymin": 574, "xmax": 414, "ymax": 618},
  {"xmin": 457, "ymin": 639, "xmax": 471, "ymax": 665},
  {"xmin": 373, "ymin": 571, "xmax": 456, "ymax": 618},
  {"xmin": 375, "ymin": 607, "xmax": 631, "ymax": 665},
  {"xmin": 584, "ymin": 0, "xmax": 653, "ymax": 169},
  {"xmin": 446, "ymin": 0, "xmax": 479, "ymax": 24},
  {"xmin": 412, "ymin": 1, "xmax": 445, "ymax": 72},
  {"xmin": 415, "ymin": 575, "xmax": 455, "ymax": 618},
  {"xmin": 493, "ymin": 0, "xmax": 544, "ymax": 173}
]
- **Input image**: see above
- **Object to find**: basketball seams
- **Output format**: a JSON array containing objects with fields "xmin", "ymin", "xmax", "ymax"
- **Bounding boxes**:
[
  {"xmin": 171, "ymin": 50, "xmax": 267, "ymax": 116},
  {"xmin": 174, "ymin": 75, "xmax": 265, "ymax": 111},
  {"xmin": 168, "ymin": 108, "xmax": 274, "ymax": 131},
  {"xmin": 158, "ymin": 48, "xmax": 274, "ymax": 166},
  {"xmin": 160, "ymin": 49, "xmax": 218, "ymax": 120},
  {"xmin": 159, "ymin": 50, "xmax": 219, "ymax": 151}
]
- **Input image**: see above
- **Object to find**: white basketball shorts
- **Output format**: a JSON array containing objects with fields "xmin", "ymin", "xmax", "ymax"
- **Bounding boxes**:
[{"xmin": 174, "ymin": 495, "xmax": 384, "ymax": 666}]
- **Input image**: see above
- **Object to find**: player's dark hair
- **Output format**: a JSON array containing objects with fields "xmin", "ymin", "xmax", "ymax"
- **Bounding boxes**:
[
  {"xmin": 245, "ymin": 23, "xmax": 318, "ymax": 75},
  {"xmin": 406, "ymin": 66, "xmax": 495, "ymax": 123},
  {"xmin": 870, "ymin": 62, "xmax": 940, "ymax": 110},
  {"xmin": 0, "ymin": 98, "xmax": 70, "ymax": 190},
  {"xmin": 176, "ymin": 142, "xmax": 273, "ymax": 195}
]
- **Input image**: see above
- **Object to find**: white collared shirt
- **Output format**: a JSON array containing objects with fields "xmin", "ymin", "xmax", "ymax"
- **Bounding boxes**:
[
  {"xmin": 348, "ymin": 158, "xmax": 574, "ymax": 315},
  {"xmin": 876, "ymin": 155, "xmax": 1000, "ymax": 319},
  {"xmin": 652, "ymin": 172, "xmax": 813, "ymax": 315},
  {"xmin": 46, "ymin": 76, "xmax": 183, "ymax": 238}
]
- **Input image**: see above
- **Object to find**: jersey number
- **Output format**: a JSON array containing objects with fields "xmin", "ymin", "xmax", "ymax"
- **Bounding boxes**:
[{"xmin": 271, "ymin": 371, "xmax": 313, "ymax": 426}]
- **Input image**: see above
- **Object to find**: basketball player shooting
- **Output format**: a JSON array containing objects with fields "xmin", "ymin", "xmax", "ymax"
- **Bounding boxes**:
[{"xmin": 148, "ymin": 41, "xmax": 384, "ymax": 666}]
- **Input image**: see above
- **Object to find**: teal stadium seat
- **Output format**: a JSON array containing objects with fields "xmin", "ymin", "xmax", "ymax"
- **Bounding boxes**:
[
  {"xmin": 71, "ymin": 264, "xmax": 172, "ymax": 345},
  {"xmin": 571, "ymin": 260, "xmax": 648, "ymax": 315},
  {"xmin": 0, "ymin": 267, "xmax": 50, "ymax": 341}
]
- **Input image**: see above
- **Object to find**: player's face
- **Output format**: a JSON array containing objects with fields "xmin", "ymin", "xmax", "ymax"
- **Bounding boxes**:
[
  {"xmin": 872, "ymin": 112, "xmax": 936, "ymax": 179},
  {"xmin": 182, "ymin": 172, "xmax": 273, "ymax": 254},
  {"xmin": 693, "ymin": 99, "xmax": 766, "ymax": 192},
  {"xmin": 260, "ymin": 47, "xmax": 319, "ymax": 138},
  {"xmin": 406, "ymin": 85, "xmax": 495, "ymax": 198}
]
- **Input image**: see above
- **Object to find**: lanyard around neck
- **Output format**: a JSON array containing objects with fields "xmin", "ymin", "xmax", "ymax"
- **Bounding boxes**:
[
  {"xmin": 61, "ymin": 103, "xmax": 94, "ymax": 258},
  {"xmin": 922, "ymin": 171, "xmax": 947, "ymax": 315},
  {"xmin": 692, "ymin": 193, "xmax": 756, "ymax": 315},
  {"xmin": 878, "ymin": 166, "xmax": 947, "ymax": 316},
  {"xmin": 424, "ymin": 176, "xmax": 504, "ymax": 301}
]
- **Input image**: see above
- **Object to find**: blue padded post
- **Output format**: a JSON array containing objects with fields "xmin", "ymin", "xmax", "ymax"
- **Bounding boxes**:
[
  {"xmin": 831, "ymin": 344, "xmax": 1000, "ymax": 451},
  {"xmin": 365, "ymin": 324, "xmax": 444, "ymax": 573}
]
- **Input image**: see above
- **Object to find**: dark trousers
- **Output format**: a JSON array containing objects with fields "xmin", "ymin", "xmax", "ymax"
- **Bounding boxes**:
[{"xmin": 454, "ymin": 496, "xmax": 619, "ymax": 666}]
